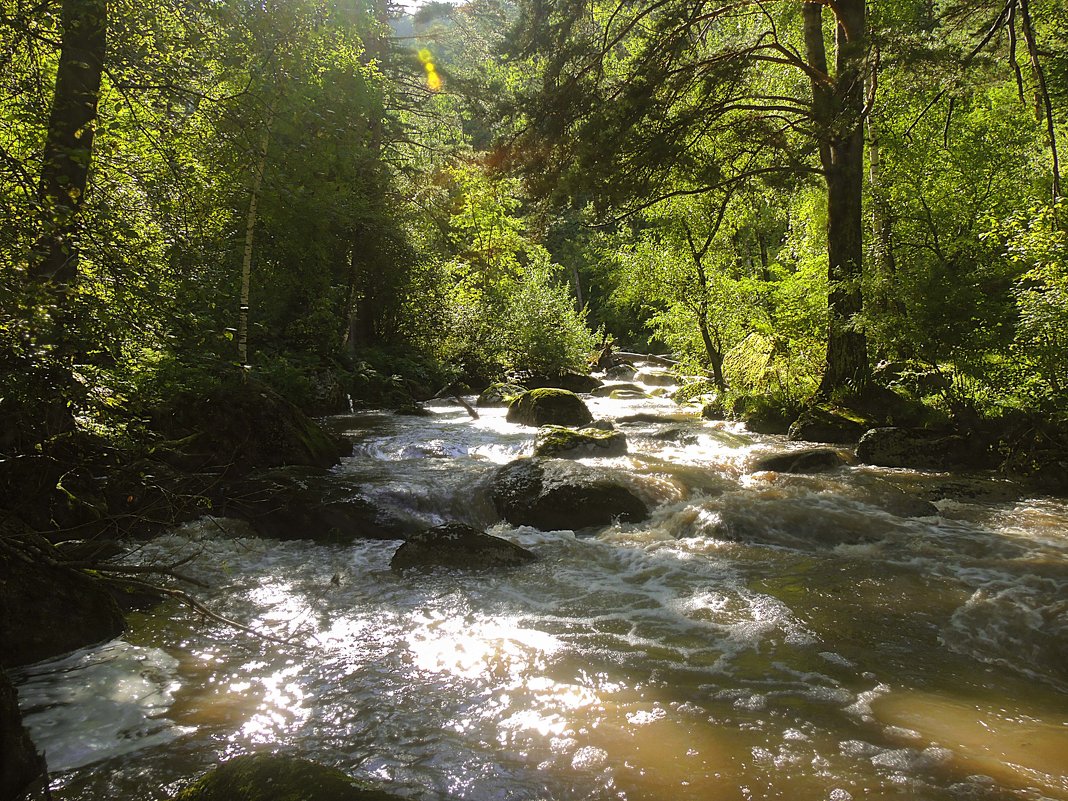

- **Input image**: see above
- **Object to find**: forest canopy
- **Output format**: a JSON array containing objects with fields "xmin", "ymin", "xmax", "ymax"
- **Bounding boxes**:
[{"xmin": 0, "ymin": 0, "xmax": 1065, "ymax": 444}]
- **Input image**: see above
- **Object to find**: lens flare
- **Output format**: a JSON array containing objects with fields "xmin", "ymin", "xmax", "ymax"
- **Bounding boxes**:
[{"xmin": 419, "ymin": 48, "xmax": 443, "ymax": 91}]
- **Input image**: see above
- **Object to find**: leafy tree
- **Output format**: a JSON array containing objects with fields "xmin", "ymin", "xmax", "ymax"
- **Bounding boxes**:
[{"xmin": 508, "ymin": 0, "xmax": 875, "ymax": 394}]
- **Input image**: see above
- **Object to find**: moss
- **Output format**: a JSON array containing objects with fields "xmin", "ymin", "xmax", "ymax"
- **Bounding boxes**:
[
  {"xmin": 175, "ymin": 754, "xmax": 404, "ymax": 801},
  {"xmin": 506, "ymin": 388, "xmax": 593, "ymax": 427},
  {"xmin": 533, "ymin": 426, "xmax": 628, "ymax": 458},
  {"xmin": 477, "ymin": 382, "xmax": 527, "ymax": 408},
  {"xmin": 671, "ymin": 380, "xmax": 719, "ymax": 405}
]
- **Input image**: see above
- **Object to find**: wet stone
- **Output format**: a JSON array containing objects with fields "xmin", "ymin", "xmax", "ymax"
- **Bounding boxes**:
[{"xmin": 390, "ymin": 523, "xmax": 537, "ymax": 572}]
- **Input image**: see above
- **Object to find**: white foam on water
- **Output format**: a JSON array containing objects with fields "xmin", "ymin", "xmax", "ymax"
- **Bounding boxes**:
[{"xmin": 14, "ymin": 641, "xmax": 190, "ymax": 772}]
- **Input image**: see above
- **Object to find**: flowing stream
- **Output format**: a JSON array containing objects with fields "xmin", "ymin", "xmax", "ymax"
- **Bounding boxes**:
[{"xmin": 13, "ymin": 371, "xmax": 1068, "ymax": 800}]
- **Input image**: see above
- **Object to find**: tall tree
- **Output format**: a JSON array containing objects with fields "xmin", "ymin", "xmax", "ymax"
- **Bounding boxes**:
[
  {"xmin": 508, "ymin": 0, "xmax": 875, "ymax": 394},
  {"xmin": 31, "ymin": 0, "xmax": 107, "ymax": 293}
]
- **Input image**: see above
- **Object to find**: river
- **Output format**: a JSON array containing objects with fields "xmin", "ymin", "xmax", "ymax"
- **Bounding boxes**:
[{"xmin": 12, "ymin": 372, "xmax": 1068, "ymax": 800}]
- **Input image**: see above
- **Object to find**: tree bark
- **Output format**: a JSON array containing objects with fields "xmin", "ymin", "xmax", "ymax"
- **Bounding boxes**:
[
  {"xmin": 238, "ymin": 123, "xmax": 271, "ymax": 372},
  {"xmin": 31, "ymin": 0, "xmax": 107, "ymax": 288},
  {"xmin": 804, "ymin": 0, "xmax": 870, "ymax": 397}
]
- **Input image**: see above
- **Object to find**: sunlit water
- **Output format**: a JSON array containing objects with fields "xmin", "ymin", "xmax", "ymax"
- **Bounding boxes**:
[{"xmin": 12, "ymin": 372, "xmax": 1068, "ymax": 800}]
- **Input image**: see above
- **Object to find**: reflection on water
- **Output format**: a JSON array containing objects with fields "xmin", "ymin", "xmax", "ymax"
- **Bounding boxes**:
[{"xmin": 13, "ymin": 385, "xmax": 1068, "ymax": 801}]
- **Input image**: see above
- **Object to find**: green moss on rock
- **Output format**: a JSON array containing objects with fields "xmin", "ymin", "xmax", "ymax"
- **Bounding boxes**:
[
  {"xmin": 176, "ymin": 754, "xmax": 405, "ymax": 801},
  {"xmin": 506, "ymin": 389, "xmax": 593, "ymax": 427},
  {"xmin": 533, "ymin": 426, "xmax": 628, "ymax": 458}
]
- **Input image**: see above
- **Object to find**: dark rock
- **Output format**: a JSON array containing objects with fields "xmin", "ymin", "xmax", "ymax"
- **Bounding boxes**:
[
  {"xmin": 507, "ymin": 370, "xmax": 602, "ymax": 394},
  {"xmin": 588, "ymin": 419, "xmax": 615, "ymax": 431},
  {"xmin": 390, "ymin": 523, "xmax": 536, "ymax": 571},
  {"xmin": 0, "ymin": 529, "xmax": 125, "ymax": 668},
  {"xmin": 151, "ymin": 379, "xmax": 346, "ymax": 477},
  {"xmin": 477, "ymin": 382, "xmax": 527, "ymax": 408},
  {"xmin": 591, "ymin": 383, "xmax": 644, "ymax": 397},
  {"xmin": 491, "ymin": 458, "xmax": 648, "ymax": 530},
  {"xmin": 857, "ymin": 427, "xmax": 994, "ymax": 470},
  {"xmin": 506, "ymin": 389, "xmax": 593, "ymax": 428},
  {"xmin": 752, "ymin": 449, "xmax": 845, "ymax": 474},
  {"xmin": 788, "ymin": 407, "xmax": 866, "ymax": 444},
  {"xmin": 220, "ymin": 469, "xmax": 416, "ymax": 542},
  {"xmin": 175, "ymin": 753, "xmax": 404, "ymax": 801},
  {"xmin": 1, "ymin": 669, "xmax": 43, "ymax": 801},
  {"xmin": 533, "ymin": 426, "xmax": 628, "ymax": 458}
]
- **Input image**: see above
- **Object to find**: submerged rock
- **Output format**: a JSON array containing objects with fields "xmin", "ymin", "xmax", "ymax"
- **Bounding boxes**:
[
  {"xmin": 506, "ymin": 389, "xmax": 593, "ymax": 428},
  {"xmin": 491, "ymin": 458, "xmax": 648, "ymax": 530},
  {"xmin": 176, "ymin": 753, "xmax": 404, "ymax": 801},
  {"xmin": 390, "ymin": 523, "xmax": 536, "ymax": 571},
  {"xmin": 533, "ymin": 426, "xmax": 628, "ymax": 458},
  {"xmin": 752, "ymin": 449, "xmax": 846, "ymax": 474}
]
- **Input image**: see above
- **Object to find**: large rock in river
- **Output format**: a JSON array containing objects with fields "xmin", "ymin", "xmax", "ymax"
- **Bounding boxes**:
[
  {"xmin": 506, "ymin": 389, "xmax": 593, "ymax": 428},
  {"xmin": 787, "ymin": 406, "xmax": 866, "ymax": 444},
  {"xmin": 390, "ymin": 523, "xmax": 536, "ymax": 571},
  {"xmin": 857, "ymin": 427, "xmax": 992, "ymax": 470},
  {"xmin": 491, "ymin": 458, "xmax": 648, "ymax": 530},
  {"xmin": 176, "ymin": 753, "xmax": 404, "ymax": 801},
  {"xmin": 752, "ymin": 448, "xmax": 845, "ymax": 474},
  {"xmin": 533, "ymin": 425, "xmax": 628, "ymax": 458}
]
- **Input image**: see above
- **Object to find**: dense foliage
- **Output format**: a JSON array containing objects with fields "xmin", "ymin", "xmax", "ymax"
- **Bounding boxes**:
[{"xmin": 0, "ymin": 0, "xmax": 1065, "ymax": 444}]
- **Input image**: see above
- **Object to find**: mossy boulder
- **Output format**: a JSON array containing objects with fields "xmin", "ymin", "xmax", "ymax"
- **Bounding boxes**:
[
  {"xmin": 491, "ymin": 458, "xmax": 648, "ymax": 530},
  {"xmin": 390, "ymin": 523, "xmax": 537, "ymax": 571},
  {"xmin": 506, "ymin": 389, "xmax": 593, "ymax": 428},
  {"xmin": 175, "ymin": 754, "xmax": 404, "ymax": 801},
  {"xmin": 787, "ymin": 405, "xmax": 867, "ymax": 444},
  {"xmin": 857, "ymin": 427, "xmax": 994, "ymax": 470},
  {"xmin": 152, "ymin": 379, "xmax": 346, "ymax": 477},
  {"xmin": 0, "ymin": 529, "xmax": 125, "ymax": 668},
  {"xmin": 533, "ymin": 426, "xmax": 628, "ymax": 458},
  {"xmin": 477, "ymin": 382, "xmax": 527, "ymax": 408},
  {"xmin": 752, "ymin": 448, "xmax": 846, "ymax": 474}
]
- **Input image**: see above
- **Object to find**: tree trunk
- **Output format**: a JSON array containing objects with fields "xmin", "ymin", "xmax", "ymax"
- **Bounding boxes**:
[
  {"xmin": 238, "ymin": 123, "xmax": 271, "ymax": 373},
  {"xmin": 804, "ymin": 1, "xmax": 870, "ymax": 397},
  {"xmin": 31, "ymin": 0, "xmax": 107, "ymax": 288}
]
